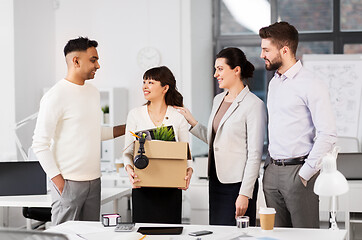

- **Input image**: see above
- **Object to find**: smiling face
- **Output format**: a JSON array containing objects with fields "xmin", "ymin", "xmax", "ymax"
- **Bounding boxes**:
[
  {"xmin": 142, "ymin": 78, "xmax": 169, "ymax": 103},
  {"xmin": 214, "ymin": 58, "xmax": 240, "ymax": 89},
  {"xmin": 76, "ymin": 47, "xmax": 100, "ymax": 80},
  {"xmin": 260, "ymin": 38, "xmax": 283, "ymax": 71}
]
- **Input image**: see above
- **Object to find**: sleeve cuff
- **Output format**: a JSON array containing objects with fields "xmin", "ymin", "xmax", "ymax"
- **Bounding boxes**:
[
  {"xmin": 299, "ymin": 162, "xmax": 318, "ymax": 181},
  {"xmin": 35, "ymin": 150, "xmax": 61, "ymax": 179},
  {"xmin": 189, "ymin": 122, "xmax": 200, "ymax": 134},
  {"xmin": 123, "ymin": 159, "xmax": 134, "ymax": 169},
  {"xmin": 239, "ymin": 187, "xmax": 252, "ymax": 199},
  {"xmin": 101, "ymin": 127, "xmax": 114, "ymax": 141}
]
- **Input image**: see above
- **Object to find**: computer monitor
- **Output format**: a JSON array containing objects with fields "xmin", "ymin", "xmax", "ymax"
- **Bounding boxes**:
[
  {"xmin": 337, "ymin": 153, "xmax": 362, "ymax": 180},
  {"xmin": 0, "ymin": 161, "xmax": 47, "ymax": 196}
]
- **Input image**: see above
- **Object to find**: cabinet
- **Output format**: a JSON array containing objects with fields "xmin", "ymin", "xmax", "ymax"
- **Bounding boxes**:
[
  {"xmin": 189, "ymin": 157, "xmax": 209, "ymax": 225},
  {"xmin": 99, "ymin": 88, "xmax": 128, "ymax": 171}
]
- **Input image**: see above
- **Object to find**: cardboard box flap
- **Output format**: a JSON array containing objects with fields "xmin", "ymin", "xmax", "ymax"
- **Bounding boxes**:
[{"xmin": 134, "ymin": 141, "xmax": 191, "ymax": 160}]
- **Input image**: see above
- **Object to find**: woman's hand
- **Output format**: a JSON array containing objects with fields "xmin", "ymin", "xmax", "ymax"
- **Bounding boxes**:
[
  {"xmin": 179, "ymin": 167, "xmax": 193, "ymax": 190},
  {"xmin": 173, "ymin": 106, "xmax": 198, "ymax": 127},
  {"xmin": 125, "ymin": 164, "xmax": 141, "ymax": 189},
  {"xmin": 235, "ymin": 194, "xmax": 249, "ymax": 218}
]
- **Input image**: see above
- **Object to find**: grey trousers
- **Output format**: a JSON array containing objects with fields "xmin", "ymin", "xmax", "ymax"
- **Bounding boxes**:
[
  {"xmin": 263, "ymin": 163, "xmax": 320, "ymax": 228},
  {"xmin": 50, "ymin": 178, "xmax": 101, "ymax": 225}
]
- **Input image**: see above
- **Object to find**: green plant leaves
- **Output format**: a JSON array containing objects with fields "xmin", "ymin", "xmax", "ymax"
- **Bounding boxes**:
[{"xmin": 152, "ymin": 125, "xmax": 175, "ymax": 141}]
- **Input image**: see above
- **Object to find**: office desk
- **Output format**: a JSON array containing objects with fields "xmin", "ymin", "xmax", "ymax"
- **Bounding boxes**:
[
  {"xmin": 0, "ymin": 188, "xmax": 131, "ymax": 229},
  {"xmin": 47, "ymin": 221, "xmax": 347, "ymax": 240}
]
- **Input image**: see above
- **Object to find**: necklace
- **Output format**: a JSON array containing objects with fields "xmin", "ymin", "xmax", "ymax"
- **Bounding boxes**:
[{"xmin": 148, "ymin": 107, "xmax": 167, "ymax": 126}]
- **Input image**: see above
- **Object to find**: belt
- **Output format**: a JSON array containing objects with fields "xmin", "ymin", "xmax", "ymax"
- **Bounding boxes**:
[{"xmin": 271, "ymin": 156, "xmax": 307, "ymax": 166}]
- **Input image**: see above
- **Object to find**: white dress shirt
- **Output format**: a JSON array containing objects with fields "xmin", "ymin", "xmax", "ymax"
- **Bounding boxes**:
[
  {"xmin": 267, "ymin": 60, "xmax": 337, "ymax": 181},
  {"xmin": 123, "ymin": 105, "xmax": 190, "ymax": 169}
]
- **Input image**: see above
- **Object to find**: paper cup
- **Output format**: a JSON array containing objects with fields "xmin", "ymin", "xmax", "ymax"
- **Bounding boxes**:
[{"xmin": 259, "ymin": 208, "xmax": 276, "ymax": 231}]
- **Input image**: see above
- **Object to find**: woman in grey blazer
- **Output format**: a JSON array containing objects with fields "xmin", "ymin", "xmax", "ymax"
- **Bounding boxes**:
[{"xmin": 175, "ymin": 48, "xmax": 266, "ymax": 226}]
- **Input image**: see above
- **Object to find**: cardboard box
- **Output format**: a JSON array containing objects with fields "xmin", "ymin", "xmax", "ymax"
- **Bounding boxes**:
[{"xmin": 133, "ymin": 140, "xmax": 191, "ymax": 188}]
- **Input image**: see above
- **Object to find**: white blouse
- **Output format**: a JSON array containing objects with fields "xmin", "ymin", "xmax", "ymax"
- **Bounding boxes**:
[{"xmin": 123, "ymin": 105, "xmax": 190, "ymax": 168}]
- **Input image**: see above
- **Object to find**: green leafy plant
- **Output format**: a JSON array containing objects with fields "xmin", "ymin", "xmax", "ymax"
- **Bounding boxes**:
[
  {"xmin": 152, "ymin": 125, "xmax": 175, "ymax": 141},
  {"xmin": 102, "ymin": 105, "xmax": 109, "ymax": 114}
]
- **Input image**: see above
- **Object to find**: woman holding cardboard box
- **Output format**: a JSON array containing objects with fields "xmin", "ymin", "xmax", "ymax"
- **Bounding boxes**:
[
  {"xmin": 123, "ymin": 66, "xmax": 193, "ymax": 224},
  {"xmin": 175, "ymin": 47, "xmax": 267, "ymax": 226}
]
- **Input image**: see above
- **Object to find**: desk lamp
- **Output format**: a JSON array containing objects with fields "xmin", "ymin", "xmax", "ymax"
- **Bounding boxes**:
[
  {"xmin": 14, "ymin": 112, "xmax": 38, "ymax": 160},
  {"xmin": 314, "ymin": 147, "xmax": 349, "ymax": 230}
]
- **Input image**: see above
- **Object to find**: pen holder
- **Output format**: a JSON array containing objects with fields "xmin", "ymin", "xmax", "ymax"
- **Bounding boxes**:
[{"xmin": 102, "ymin": 213, "xmax": 121, "ymax": 227}]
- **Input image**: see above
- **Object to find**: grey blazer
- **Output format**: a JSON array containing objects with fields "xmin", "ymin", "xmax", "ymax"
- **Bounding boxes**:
[{"xmin": 190, "ymin": 86, "xmax": 267, "ymax": 198}]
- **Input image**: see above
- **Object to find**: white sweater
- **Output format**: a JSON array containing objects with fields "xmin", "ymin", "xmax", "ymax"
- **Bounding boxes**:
[
  {"xmin": 123, "ymin": 105, "xmax": 190, "ymax": 168},
  {"xmin": 32, "ymin": 79, "xmax": 113, "ymax": 181}
]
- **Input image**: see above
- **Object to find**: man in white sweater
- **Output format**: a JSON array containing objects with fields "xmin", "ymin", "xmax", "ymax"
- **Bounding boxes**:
[{"xmin": 32, "ymin": 37, "xmax": 126, "ymax": 225}]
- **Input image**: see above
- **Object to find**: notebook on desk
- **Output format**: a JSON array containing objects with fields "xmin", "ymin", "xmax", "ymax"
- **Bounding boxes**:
[
  {"xmin": 137, "ymin": 227, "xmax": 183, "ymax": 235},
  {"xmin": 0, "ymin": 161, "xmax": 47, "ymax": 196}
]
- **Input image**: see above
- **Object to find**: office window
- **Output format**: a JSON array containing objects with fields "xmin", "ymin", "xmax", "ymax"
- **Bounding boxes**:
[
  {"xmin": 214, "ymin": 0, "xmax": 362, "ymax": 154},
  {"xmin": 237, "ymin": 46, "xmax": 268, "ymax": 102},
  {"xmin": 220, "ymin": 0, "xmax": 271, "ymax": 35},
  {"xmin": 297, "ymin": 42, "xmax": 333, "ymax": 59},
  {"xmin": 341, "ymin": 0, "xmax": 362, "ymax": 31},
  {"xmin": 344, "ymin": 44, "xmax": 362, "ymax": 54},
  {"xmin": 215, "ymin": 0, "xmax": 362, "ymax": 98},
  {"xmin": 277, "ymin": 0, "xmax": 333, "ymax": 32}
]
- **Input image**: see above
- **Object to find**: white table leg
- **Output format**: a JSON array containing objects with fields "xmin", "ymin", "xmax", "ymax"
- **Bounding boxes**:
[
  {"xmin": 0, "ymin": 207, "xmax": 3, "ymax": 227},
  {"xmin": 3, "ymin": 207, "xmax": 9, "ymax": 227},
  {"xmin": 113, "ymin": 199, "xmax": 118, "ymax": 213},
  {"xmin": 26, "ymin": 218, "xmax": 32, "ymax": 230}
]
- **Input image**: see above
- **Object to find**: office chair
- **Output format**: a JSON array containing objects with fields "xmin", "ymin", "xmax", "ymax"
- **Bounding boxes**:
[{"xmin": 23, "ymin": 207, "xmax": 52, "ymax": 229}]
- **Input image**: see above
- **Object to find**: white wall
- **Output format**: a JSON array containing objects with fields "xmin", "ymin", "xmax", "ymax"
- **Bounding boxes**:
[
  {"xmin": 0, "ymin": 0, "xmax": 213, "ymax": 160},
  {"xmin": 54, "ymin": 0, "xmax": 213, "ymax": 155},
  {"xmin": 55, "ymin": 0, "xmax": 188, "ymax": 109},
  {"xmin": 13, "ymin": 0, "xmax": 56, "ymax": 157},
  {"xmin": 0, "ymin": 0, "xmax": 214, "ymax": 166},
  {"xmin": 190, "ymin": 0, "xmax": 214, "ymax": 156},
  {"xmin": 0, "ymin": 0, "xmax": 213, "ymax": 159},
  {"xmin": 0, "ymin": 0, "xmax": 16, "ymax": 160}
]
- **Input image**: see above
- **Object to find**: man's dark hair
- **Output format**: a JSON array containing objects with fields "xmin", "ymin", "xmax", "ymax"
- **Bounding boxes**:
[
  {"xmin": 63, "ymin": 37, "xmax": 98, "ymax": 56},
  {"xmin": 259, "ymin": 21, "xmax": 299, "ymax": 56}
]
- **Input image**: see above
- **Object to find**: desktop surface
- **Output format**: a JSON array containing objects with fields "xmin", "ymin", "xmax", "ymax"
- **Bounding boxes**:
[{"xmin": 47, "ymin": 221, "xmax": 347, "ymax": 240}]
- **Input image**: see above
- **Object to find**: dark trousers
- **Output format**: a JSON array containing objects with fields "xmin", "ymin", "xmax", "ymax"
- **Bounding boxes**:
[
  {"xmin": 263, "ymin": 163, "xmax": 320, "ymax": 228},
  {"xmin": 209, "ymin": 175, "xmax": 258, "ymax": 226},
  {"xmin": 132, "ymin": 187, "xmax": 182, "ymax": 224}
]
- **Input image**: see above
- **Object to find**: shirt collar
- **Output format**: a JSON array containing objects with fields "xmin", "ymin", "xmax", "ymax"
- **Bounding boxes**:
[{"xmin": 274, "ymin": 60, "xmax": 302, "ymax": 81}]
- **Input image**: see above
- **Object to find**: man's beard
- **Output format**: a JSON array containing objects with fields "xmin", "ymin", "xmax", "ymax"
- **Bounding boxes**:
[{"xmin": 265, "ymin": 55, "xmax": 282, "ymax": 71}]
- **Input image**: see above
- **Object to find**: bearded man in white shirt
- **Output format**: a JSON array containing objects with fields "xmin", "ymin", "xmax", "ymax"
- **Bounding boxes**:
[
  {"xmin": 32, "ymin": 37, "xmax": 126, "ymax": 225},
  {"xmin": 259, "ymin": 22, "xmax": 337, "ymax": 228}
]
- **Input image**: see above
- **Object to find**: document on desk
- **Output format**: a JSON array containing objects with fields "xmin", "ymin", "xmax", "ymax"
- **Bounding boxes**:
[
  {"xmin": 47, "ymin": 222, "xmax": 108, "ymax": 238},
  {"xmin": 80, "ymin": 232, "xmax": 172, "ymax": 240},
  {"xmin": 229, "ymin": 236, "xmax": 280, "ymax": 240}
]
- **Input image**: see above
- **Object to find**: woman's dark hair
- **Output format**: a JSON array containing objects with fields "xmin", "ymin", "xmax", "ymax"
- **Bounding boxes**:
[
  {"xmin": 143, "ymin": 66, "xmax": 183, "ymax": 107},
  {"xmin": 216, "ymin": 47, "xmax": 255, "ymax": 81}
]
